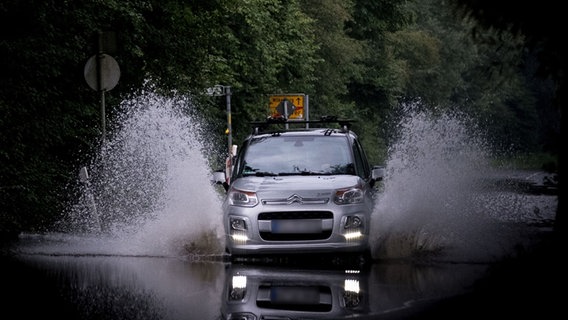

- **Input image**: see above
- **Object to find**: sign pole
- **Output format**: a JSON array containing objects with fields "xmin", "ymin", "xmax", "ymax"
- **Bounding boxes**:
[
  {"xmin": 96, "ymin": 34, "xmax": 106, "ymax": 141},
  {"xmin": 284, "ymin": 100, "xmax": 289, "ymax": 129},
  {"xmin": 226, "ymin": 86, "xmax": 232, "ymax": 160},
  {"xmin": 100, "ymin": 87, "xmax": 106, "ymax": 141},
  {"xmin": 305, "ymin": 95, "xmax": 309, "ymax": 128}
]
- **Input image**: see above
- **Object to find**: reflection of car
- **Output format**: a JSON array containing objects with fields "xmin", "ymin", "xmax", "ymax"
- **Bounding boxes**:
[
  {"xmin": 219, "ymin": 117, "xmax": 384, "ymax": 259},
  {"xmin": 221, "ymin": 264, "xmax": 369, "ymax": 320}
]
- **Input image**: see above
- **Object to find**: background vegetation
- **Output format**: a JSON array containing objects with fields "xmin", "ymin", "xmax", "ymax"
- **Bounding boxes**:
[{"xmin": 1, "ymin": 0, "xmax": 562, "ymax": 237}]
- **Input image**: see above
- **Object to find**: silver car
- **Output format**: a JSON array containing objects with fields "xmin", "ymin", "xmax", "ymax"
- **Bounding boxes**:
[{"xmin": 221, "ymin": 119, "xmax": 383, "ymax": 259}]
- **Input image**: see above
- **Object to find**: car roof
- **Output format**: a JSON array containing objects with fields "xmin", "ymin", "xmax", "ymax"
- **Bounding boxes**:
[
  {"xmin": 247, "ymin": 128, "xmax": 357, "ymax": 140},
  {"xmin": 247, "ymin": 117, "xmax": 358, "ymax": 140}
]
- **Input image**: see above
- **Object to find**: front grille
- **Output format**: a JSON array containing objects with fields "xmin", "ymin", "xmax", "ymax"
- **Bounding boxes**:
[
  {"xmin": 258, "ymin": 211, "xmax": 333, "ymax": 220},
  {"xmin": 258, "ymin": 211, "xmax": 333, "ymax": 241},
  {"xmin": 260, "ymin": 231, "xmax": 332, "ymax": 241}
]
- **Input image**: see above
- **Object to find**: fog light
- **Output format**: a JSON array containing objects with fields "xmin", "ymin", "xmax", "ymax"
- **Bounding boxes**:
[
  {"xmin": 232, "ymin": 275, "xmax": 247, "ymax": 288},
  {"xmin": 344, "ymin": 279, "xmax": 360, "ymax": 294},
  {"xmin": 343, "ymin": 279, "xmax": 360, "ymax": 308},
  {"xmin": 230, "ymin": 274, "xmax": 247, "ymax": 300},
  {"xmin": 231, "ymin": 232, "xmax": 248, "ymax": 242},
  {"xmin": 230, "ymin": 217, "xmax": 247, "ymax": 231},
  {"xmin": 343, "ymin": 231, "xmax": 362, "ymax": 240},
  {"xmin": 344, "ymin": 216, "xmax": 362, "ymax": 228},
  {"xmin": 229, "ymin": 217, "xmax": 249, "ymax": 243},
  {"xmin": 226, "ymin": 313, "xmax": 256, "ymax": 320}
]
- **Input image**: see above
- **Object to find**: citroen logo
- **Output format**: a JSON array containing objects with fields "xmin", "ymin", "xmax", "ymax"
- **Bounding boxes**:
[{"xmin": 287, "ymin": 194, "xmax": 303, "ymax": 204}]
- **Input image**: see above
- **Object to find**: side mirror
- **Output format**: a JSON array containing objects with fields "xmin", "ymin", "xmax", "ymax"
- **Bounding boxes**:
[
  {"xmin": 212, "ymin": 169, "xmax": 230, "ymax": 191},
  {"xmin": 211, "ymin": 170, "xmax": 226, "ymax": 185},
  {"xmin": 371, "ymin": 165, "xmax": 385, "ymax": 182}
]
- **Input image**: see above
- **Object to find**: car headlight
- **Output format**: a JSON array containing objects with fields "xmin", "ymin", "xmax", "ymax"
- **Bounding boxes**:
[
  {"xmin": 228, "ymin": 188, "xmax": 259, "ymax": 207},
  {"xmin": 334, "ymin": 186, "xmax": 364, "ymax": 204}
]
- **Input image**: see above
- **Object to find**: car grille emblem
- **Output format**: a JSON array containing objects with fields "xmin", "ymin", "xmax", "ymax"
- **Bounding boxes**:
[
  {"xmin": 288, "ymin": 194, "xmax": 303, "ymax": 204},
  {"xmin": 262, "ymin": 195, "xmax": 329, "ymax": 205}
]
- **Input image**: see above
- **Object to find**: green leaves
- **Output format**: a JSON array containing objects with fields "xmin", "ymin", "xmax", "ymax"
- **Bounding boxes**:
[{"xmin": 0, "ymin": 0, "xmax": 558, "ymax": 235}]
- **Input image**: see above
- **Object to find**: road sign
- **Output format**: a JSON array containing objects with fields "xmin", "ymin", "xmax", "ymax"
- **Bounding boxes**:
[
  {"xmin": 84, "ymin": 54, "xmax": 120, "ymax": 91},
  {"xmin": 269, "ymin": 94, "xmax": 305, "ymax": 120}
]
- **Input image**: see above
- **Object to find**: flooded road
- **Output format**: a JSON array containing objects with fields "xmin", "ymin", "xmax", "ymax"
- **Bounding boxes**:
[
  {"xmin": 3, "ymin": 240, "xmax": 490, "ymax": 319},
  {"xmin": 2, "ymin": 94, "xmax": 559, "ymax": 319},
  {"xmin": 2, "ymin": 200, "xmax": 557, "ymax": 320}
]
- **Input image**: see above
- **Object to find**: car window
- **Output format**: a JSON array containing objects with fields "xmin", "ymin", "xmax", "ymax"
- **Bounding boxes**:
[
  {"xmin": 352, "ymin": 138, "xmax": 371, "ymax": 179},
  {"xmin": 240, "ymin": 135, "xmax": 354, "ymax": 176}
]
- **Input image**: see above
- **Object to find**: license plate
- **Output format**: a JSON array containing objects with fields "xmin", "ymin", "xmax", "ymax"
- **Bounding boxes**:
[
  {"xmin": 271, "ymin": 219, "xmax": 321, "ymax": 233},
  {"xmin": 270, "ymin": 286, "xmax": 320, "ymax": 304}
]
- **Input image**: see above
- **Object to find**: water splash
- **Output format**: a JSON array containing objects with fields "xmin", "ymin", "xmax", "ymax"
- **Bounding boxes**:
[
  {"xmin": 53, "ymin": 89, "xmax": 225, "ymax": 257},
  {"xmin": 29, "ymin": 97, "xmax": 554, "ymax": 262},
  {"xmin": 370, "ymin": 104, "xmax": 554, "ymax": 263}
]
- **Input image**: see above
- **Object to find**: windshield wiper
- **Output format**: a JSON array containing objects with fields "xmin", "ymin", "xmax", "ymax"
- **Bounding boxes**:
[
  {"xmin": 278, "ymin": 171, "xmax": 329, "ymax": 176},
  {"xmin": 243, "ymin": 171, "xmax": 278, "ymax": 177}
]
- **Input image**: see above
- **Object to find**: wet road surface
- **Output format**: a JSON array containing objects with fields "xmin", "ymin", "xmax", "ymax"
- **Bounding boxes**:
[
  {"xmin": 1, "ymin": 169, "xmax": 561, "ymax": 319},
  {"xmin": 2, "ymin": 229, "xmax": 561, "ymax": 319},
  {"xmin": 0, "ymin": 249, "xmax": 488, "ymax": 319}
]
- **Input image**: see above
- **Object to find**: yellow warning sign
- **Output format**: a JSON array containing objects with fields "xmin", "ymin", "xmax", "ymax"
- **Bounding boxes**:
[{"xmin": 269, "ymin": 94, "xmax": 305, "ymax": 120}]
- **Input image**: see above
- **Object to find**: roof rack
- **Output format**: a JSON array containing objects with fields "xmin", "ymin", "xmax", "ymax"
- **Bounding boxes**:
[{"xmin": 250, "ymin": 115, "xmax": 355, "ymax": 135}]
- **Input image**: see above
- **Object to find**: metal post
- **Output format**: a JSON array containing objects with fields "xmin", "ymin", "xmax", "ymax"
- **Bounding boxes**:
[
  {"xmin": 305, "ymin": 95, "xmax": 309, "ymax": 129},
  {"xmin": 97, "ymin": 33, "xmax": 106, "ymax": 141},
  {"xmin": 225, "ymin": 86, "xmax": 233, "ymax": 180},
  {"xmin": 284, "ymin": 100, "xmax": 289, "ymax": 129},
  {"xmin": 225, "ymin": 86, "xmax": 232, "ymax": 157},
  {"xmin": 100, "ymin": 90, "xmax": 106, "ymax": 141}
]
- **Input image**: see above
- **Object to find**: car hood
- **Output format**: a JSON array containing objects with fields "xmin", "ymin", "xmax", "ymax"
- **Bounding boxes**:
[{"xmin": 230, "ymin": 175, "xmax": 362, "ymax": 198}]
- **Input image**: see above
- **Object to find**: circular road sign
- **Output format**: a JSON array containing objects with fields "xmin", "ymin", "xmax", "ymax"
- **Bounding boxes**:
[{"xmin": 84, "ymin": 54, "xmax": 120, "ymax": 91}]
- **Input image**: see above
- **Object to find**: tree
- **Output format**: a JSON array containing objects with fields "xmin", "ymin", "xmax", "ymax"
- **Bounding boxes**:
[{"xmin": 0, "ymin": 0, "xmax": 323, "ymax": 236}]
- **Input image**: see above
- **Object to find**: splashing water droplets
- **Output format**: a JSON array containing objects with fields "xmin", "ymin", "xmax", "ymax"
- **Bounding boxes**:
[
  {"xmin": 371, "ymin": 105, "xmax": 512, "ymax": 262},
  {"xmin": 48, "ymin": 100, "xmax": 552, "ymax": 261},
  {"xmin": 59, "ymin": 90, "xmax": 224, "ymax": 257}
]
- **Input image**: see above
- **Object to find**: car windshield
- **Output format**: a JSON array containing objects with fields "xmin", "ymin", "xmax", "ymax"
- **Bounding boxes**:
[{"xmin": 241, "ymin": 135, "xmax": 354, "ymax": 176}]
